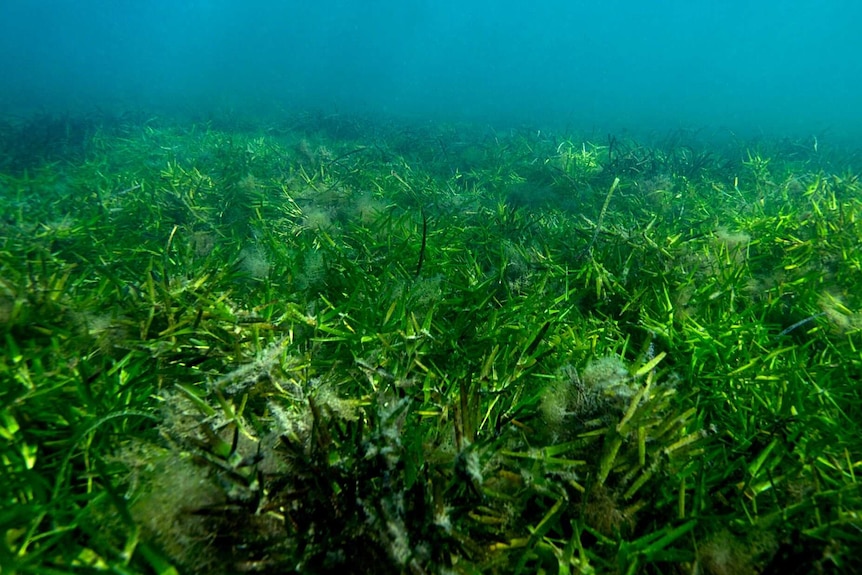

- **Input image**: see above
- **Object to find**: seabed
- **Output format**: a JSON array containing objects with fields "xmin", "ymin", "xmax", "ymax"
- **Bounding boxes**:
[{"xmin": 1, "ymin": 112, "xmax": 861, "ymax": 574}]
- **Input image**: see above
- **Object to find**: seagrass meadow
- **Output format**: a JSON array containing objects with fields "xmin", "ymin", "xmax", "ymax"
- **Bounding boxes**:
[{"xmin": 1, "ymin": 112, "xmax": 861, "ymax": 575}]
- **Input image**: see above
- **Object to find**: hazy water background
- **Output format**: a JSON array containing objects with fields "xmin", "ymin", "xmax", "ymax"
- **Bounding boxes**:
[{"xmin": 1, "ymin": 0, "xmax": 860, "ymax": 139}]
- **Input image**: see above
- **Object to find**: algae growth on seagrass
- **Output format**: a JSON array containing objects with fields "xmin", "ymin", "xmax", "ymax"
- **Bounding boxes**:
[{"xmin": 1, "ymin": 114, "xmax": 861, "ymax": 574}]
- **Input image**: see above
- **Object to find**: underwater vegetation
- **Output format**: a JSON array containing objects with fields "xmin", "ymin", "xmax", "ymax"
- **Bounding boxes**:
[{"xmin": 1, "ymin": 113, "xmax": 861, "ymax": 574}]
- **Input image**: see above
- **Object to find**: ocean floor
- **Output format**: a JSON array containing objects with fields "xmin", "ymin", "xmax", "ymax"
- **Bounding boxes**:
[{"xmin": 1, "ymin": 112, "xmax": 860, "ymax": 574}]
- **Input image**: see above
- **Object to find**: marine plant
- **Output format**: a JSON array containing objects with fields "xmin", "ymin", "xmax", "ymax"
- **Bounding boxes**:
[{"xmin": 0, "ymin": 114, "xmax": 860, "ymax": 574}]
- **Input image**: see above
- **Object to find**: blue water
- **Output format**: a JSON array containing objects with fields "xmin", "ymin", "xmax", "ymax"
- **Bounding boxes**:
[{"xmin": 1, "ymin": 0, "xmax": 860, "ymax": 137}]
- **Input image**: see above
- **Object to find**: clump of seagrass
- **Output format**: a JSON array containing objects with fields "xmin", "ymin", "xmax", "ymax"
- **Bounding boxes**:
[
  {"xmin": 531, "ymin": 351, "xmax": 709, "ymax": 542},
  {"xmin": 121, "ymin": 345, "xmax": 464, "ymax": 575},
  {"xmin": 540, "ymin": 354, "xmax": 638, "ymax": 440}
]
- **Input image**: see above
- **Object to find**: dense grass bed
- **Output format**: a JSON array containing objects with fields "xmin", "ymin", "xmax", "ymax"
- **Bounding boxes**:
[{"xmin": 1, "ymin": 113, "xmax": 861, "ymax": 574}]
